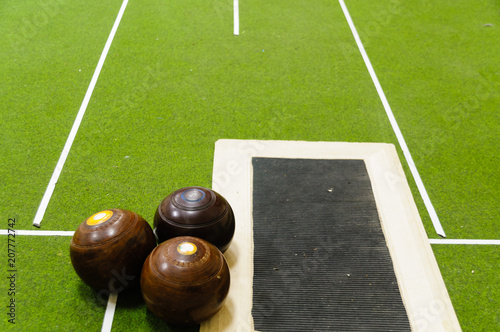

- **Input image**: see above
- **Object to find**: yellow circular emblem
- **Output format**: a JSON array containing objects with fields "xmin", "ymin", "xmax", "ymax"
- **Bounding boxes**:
[
  {"xmin": 86, "ymin": 210, "xmax": 114, "ymax": 226},
  {"xmin": 177, "ymin": 242, "xmax": 197, "ymax": 256}
]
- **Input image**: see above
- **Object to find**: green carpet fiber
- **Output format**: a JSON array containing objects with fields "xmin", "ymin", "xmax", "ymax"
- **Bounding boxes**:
[{"xmin": 0, "ymin": 0, "xmax": 498, "ymax": 330}]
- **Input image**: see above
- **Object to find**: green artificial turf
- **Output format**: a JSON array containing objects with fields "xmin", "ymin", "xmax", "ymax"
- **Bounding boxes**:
[
  {"xmin": 0, "ymin": 0, "xmax": 124, "ymax": 231},
  {"xmin": 1, "ymin": 0, "xmax": 498, "ymax": 331},
  {"xmin": 44, "ymin": 0, "xmax": 398, "ymax": 232},
  {"xmin": 432, "ymin": 244, "xmax": 500, "ymax": 331},
  {"xmin": 1, "ymin": 236, "xmax": 105, "ymax": 331},
  {"xmin": 111, "ymin": 288, "xmax": 200, "ymax": 332},
  {"xmin": 345, "ymin": 0, "xmax": 500, "ymax": 239}
]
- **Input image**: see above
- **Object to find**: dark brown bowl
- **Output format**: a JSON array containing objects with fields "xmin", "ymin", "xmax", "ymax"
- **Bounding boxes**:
[
  {"xmin": 141, "ymin": 236, "xmax": 230, "ymax": 325},
  {"xmin": 70, "ymin": 209, "xmax": 156, "ymax": 292},
  {"xmin": 154, "ymin": 186, "xmax": 235, "ymax": 253}
]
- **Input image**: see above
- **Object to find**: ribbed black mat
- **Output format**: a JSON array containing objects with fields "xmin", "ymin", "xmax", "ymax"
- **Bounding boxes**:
[{"xmin": 252, "ymin": 158, "xmax": 411, "ymax": 331}]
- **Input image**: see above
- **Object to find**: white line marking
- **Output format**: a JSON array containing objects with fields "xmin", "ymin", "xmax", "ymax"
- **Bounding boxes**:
[
  {"xmin": 4, "ymin": 230, "xmax": 499, "ymax": 245},
  {"xmin": 0, "ymin": 229, "xmax": 75, "ymax": 236},
  {"xmin": 429, "ymin": 239, "xmax": 500, "ymax": 245},
  {"xmin": 234, "ymin": 0, "xmax": 239, "ymax": 35},
  {"xmin": 338, "ymin": 0, "xmax": 446, "ymax": 237},
  {"xmin": 32, "ymin": 0, "xmax": 130, "ymax": 228},
  {"xmin": 101, "ymin": 293, "xmax": 118, "ymax": 332}
]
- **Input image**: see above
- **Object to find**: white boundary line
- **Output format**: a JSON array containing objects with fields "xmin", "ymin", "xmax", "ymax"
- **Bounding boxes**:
[
  {"xmin": 338, "ymin": 0, "xmax": 446, "ymax": 238},
  {"xmin": 32, "ymin": 0, "xmax": 130, "ymax": 227},
  {"xmin": 234, "ymin": 0, "xmax": 239, "ymax": 35},
  {"xmin": 430, "ymin": 239, "xmax": 500, "ymax": 245},
  {"xmin": 0, "ymin": 229, "xmax": 74, "ymax": 236},
  {"xmin": 101, "ymin": 293, "xmax": 118, "ymax": 332},
  {"xmin": 2, "ymin": 229, "xmax": 498, "ymax": 245},
  {"xmin": 2, "ymin": 229, "xmax": 499, "ymax": 245}
]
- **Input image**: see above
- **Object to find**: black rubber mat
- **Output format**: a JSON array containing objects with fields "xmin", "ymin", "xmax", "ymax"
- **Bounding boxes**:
[{"xmin": 252, "ymin": 158, "xmax": 411, "ymax": 331}]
